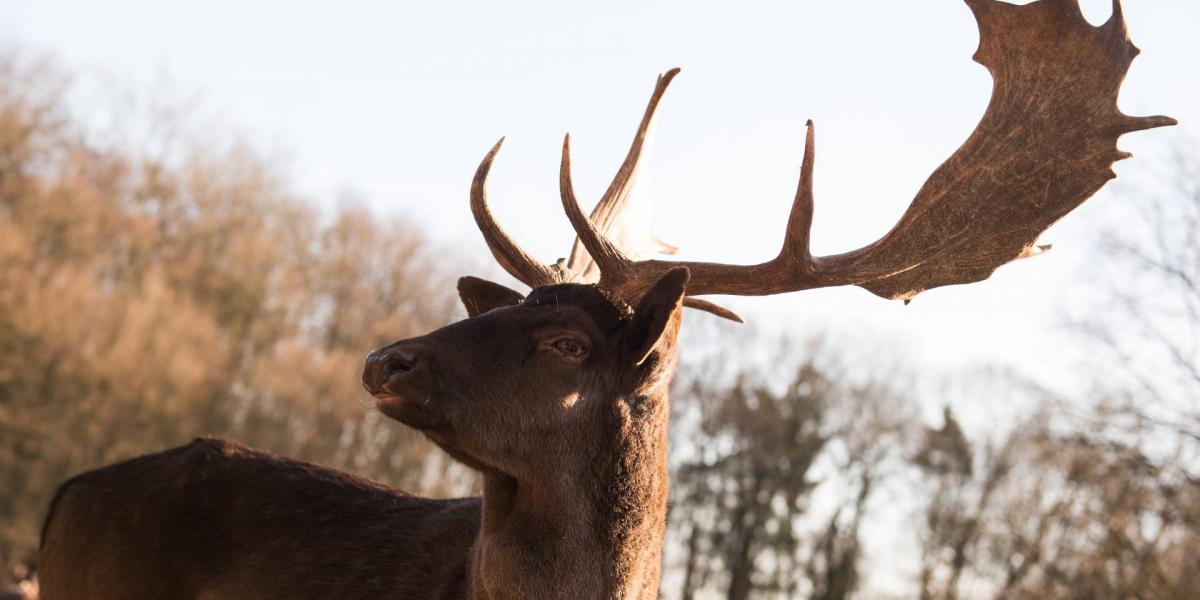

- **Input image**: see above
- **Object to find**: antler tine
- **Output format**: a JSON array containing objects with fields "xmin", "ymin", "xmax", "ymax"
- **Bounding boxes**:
[
  {"xmin": 1119, "ymin": 115, "xmax": 1178, "ymax": 134},
  {"xmin": 567, "ymin": 69, "xmax": 682, "ymax": 280},
  {"xmin": 559, "ymin": 134, "xmax": 634, "ymax": 287},
  {"xmin": 600, "ymin": 68, "xmax": 680, "ymax": 216},
  {"xmin": 470, "ymin": 138, "xmax": 560, "ymax": 288},
  {"xmin": 1105, "ymin": 0, "xmax": 1126, "ymax": 32},
  {"xmin": 776, "ymin": 120, "xmax": 818, "ymax": 270},
  {"xmin": 682, "ymin": 298, "xmax": 745, "ymax": 323}
]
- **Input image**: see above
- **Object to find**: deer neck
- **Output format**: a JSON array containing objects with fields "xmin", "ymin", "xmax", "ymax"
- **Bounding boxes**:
[{"xmin": 469, "ymin": 387, "xmax": 672, "ymax": 600}]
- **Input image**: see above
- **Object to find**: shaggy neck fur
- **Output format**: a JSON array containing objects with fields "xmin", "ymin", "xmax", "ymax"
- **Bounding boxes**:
[{"xmin": 469, "ymin": 333, "xmax": 679, "ymax": 600}]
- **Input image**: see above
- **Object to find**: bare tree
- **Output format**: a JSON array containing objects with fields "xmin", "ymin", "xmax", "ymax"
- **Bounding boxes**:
[
  {"xmin": 913, "ymin": 406, "xmax": 1016, "ymax": 600},
  {"xmin": 1068, "ymin": 139, "xmax": 1200, "ymax": 455},
  {"xmin": 912, "ymin": 400, "xmax": 1200, "ymax": 600},
  {"xmin": 669, "ymin": 338, "xmax": 912, "ymax": 600}
]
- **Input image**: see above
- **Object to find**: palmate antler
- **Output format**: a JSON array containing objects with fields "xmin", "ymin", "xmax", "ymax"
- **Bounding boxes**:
[{"xmin": 471, "ymin": 0, "xmax": 1175, "ymax": 322}]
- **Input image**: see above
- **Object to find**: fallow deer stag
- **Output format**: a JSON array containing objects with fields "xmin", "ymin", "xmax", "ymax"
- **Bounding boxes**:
[{"xmin": 39, "ymin": 2, "xmax": 1172, "ymax": 599}]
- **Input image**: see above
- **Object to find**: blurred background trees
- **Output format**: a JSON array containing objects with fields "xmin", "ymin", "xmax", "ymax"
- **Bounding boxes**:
[
  {"xmin": 1, "ymin": 50, "xmax": 1196, "ymax": 598},
  {"xmin": 667, "ymin": 338, "xmax": 913, "ymax": 600}
]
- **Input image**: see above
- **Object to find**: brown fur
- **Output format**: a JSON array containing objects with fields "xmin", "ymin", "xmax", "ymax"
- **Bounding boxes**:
[
  {"xmin": 39, "ymin": 270, "xmax": 689, "ymax": 600},
  {"xmin": 40, "ymin": 439, "xmax": 479, "ymax": 599}
]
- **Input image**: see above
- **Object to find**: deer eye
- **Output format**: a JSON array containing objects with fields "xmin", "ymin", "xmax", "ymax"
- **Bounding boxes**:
[{"xmin": 550, "ymin": 338, "xmax": 587, "ymax": 358}]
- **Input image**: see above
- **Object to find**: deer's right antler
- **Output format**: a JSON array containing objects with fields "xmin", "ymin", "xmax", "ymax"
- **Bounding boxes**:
[
  {"xmin": 473, "ymin": 0, "xmax": 1175, "ymax": 320},
  {"xmin": 470, "ymin": 138, "xmax": 562, "ymax": 288}
]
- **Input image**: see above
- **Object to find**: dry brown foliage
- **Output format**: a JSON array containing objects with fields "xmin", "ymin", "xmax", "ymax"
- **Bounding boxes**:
[{"xmin": 0, "ymin": 55, "xmax": 470, "ymax": 584}]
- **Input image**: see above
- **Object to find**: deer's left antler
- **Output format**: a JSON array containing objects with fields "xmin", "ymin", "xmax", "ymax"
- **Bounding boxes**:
[{"xmin": 476, "ymin": 0, "xmax": 1176, "ymax": 320}]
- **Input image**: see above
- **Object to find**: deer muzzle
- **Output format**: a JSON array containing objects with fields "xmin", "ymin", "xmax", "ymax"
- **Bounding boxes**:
[{"xmin": 362, "ymin": 346, "xmax": 421, "ymax": 397}]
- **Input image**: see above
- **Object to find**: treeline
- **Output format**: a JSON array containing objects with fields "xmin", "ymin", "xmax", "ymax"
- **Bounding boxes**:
[
  {"xmin": 665, "ymin": 354, "xmax": 1199, "ymax": 599},
  {"xmin": 0, "ymin": 55, "xmax": 473, "ymax": 582},
  {"xmin": 661, "ymin": 140, "xmax": 1200, "ymax": 598},
  {"xmin": 2, "ymin": 54, "xmax": 1197, "ymax": 598}
]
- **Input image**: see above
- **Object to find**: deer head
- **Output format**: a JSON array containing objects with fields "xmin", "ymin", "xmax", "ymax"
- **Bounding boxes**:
[{"xmin": 361, "ymin": 269, "xmax": 688, "ymax": 481}]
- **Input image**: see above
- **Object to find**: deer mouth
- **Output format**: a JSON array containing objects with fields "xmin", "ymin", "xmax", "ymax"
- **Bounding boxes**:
[{"xmin": 373, "ymin": 392, "xmax": 446, "ymax": 431}]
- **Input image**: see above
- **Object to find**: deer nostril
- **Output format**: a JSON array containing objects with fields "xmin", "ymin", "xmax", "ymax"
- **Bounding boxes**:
[
  {"xmin": 362, "ymin": 348, "xmax": 421, "ymax": 395},
  {"xmin": 380, "ymin": 352, "xmax": 417, "ymax": 379}
]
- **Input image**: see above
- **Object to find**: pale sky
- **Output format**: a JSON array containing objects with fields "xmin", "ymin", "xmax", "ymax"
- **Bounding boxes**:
[{"xmin": 2, "ymin": 0, "xmax": 1196, "ymax": 412}]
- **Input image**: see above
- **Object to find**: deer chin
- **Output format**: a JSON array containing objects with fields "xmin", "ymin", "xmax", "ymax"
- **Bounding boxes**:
[
  {"xmin": 374, "ymin": 394, "xmax": 508, "ymax": 475},
  {"xmin": 374, "ymin": 393, "xmax": 446, "ymax": 431},
  {"xmin": 423, "ymin": 432, "xmax": 510, "ymax": 477}
]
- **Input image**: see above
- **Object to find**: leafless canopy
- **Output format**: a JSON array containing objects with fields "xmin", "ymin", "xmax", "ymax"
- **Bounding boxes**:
[{"xmin": 471, "ymin": 0, "xmax": 1175, "ymax": 322}]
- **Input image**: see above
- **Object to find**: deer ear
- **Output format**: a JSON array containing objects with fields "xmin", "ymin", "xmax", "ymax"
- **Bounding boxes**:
[
  {"xmin": 458, "ymin": 277, "xmax": 524, "ymax": 317},
  {"xmin": 625, "ymin": 267, "xmax": 690, "ymax": 365}
]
